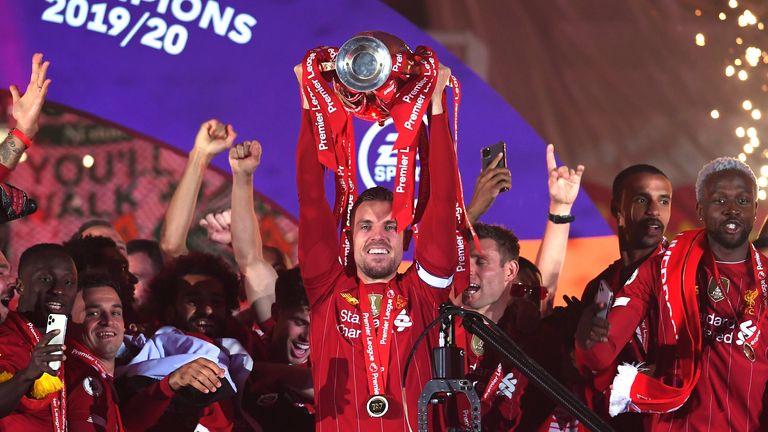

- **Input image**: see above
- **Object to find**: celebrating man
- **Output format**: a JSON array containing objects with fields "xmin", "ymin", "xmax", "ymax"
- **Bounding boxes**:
[
  {"xmin": 0, "ymin": 244, "xmax": 78, "ymax": 429},
  {"xmin": 118, "ymin": 251, "xmax": 253, "ymax": 431},
  {"xmin": 296, "ymin": 63, "xmax": 458, "ymax": 429},
  {"xmin": 576, "ymin": 164, "xmax": 672, "ymax": 429},
  {"xmin": 576, "ymin": 158, "xmax": 768, "ymax": 430},
  {"xmin": 65, "ymin": 272, "xmax": 125, "ymax": 431}
]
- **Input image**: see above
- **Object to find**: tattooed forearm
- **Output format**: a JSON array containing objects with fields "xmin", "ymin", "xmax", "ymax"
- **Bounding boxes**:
[{"xmin": 0, "ymin": 136, "xmax": 24, "ymax": 169}]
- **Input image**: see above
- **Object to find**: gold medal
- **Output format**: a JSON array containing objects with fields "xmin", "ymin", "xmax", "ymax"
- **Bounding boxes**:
[
  {"xmin": 366, "ymin": 395, "xmax": 389, "ymax": 417},
  {"xmin": 470, "ymin": 334, "xmax": 485, "ymax": 356}
]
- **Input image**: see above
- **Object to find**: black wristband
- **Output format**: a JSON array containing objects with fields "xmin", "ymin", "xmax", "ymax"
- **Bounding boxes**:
[{"xmin": 548, "ymin": 213, "xmax": 575, "ymax": 224}]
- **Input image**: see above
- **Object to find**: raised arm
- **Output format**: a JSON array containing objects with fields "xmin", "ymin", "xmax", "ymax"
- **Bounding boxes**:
[
  {"xmin": 160, "ymin": 120, "xmax": 235, "ymax": 259},
  {"xmin": 536, "ymin": 144, "xmax": 584, "ymax": 316},
  {"xmin": 294, "ymin": 65, "xmax": 341, "ymax": 295},
  {"xmin": 1, "ymin": 53, "xmax": 51, "ymax": 176},
  {"xmin": 466, "ymin": 152, "xmax": 511, "ymax": 224},
  {"xmin": 229, "ymin": 140, "xmax": 277, "ymax": 323},
  {"xmin": 414, "ymin": 66, "xmax": 458, "ymax": 278}
]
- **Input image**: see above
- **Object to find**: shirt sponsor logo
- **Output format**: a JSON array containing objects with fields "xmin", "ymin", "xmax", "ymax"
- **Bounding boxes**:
[
  {"xmin": 337, "ymin": 308, "xmax": 412, "ymax": 338},
  {"xmin": 393, "ymin": 309, "xmax": 412, "ymax": 332},
  {"xmin": 498, "ymin": 372, "xmax": 518, "ymax": 399},
  {"xmin": 736, "ymin": 319, "xmax": 757, "ymax": 346},
  {"xmin": 701, "ymin": 311, "xmax": 756, "ymax": 345}
]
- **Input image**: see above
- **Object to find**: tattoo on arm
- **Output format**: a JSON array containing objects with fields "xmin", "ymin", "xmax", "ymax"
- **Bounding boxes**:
[{"xmin": 0, "ymin": 137, "xmax": 24, "ymax": 168}]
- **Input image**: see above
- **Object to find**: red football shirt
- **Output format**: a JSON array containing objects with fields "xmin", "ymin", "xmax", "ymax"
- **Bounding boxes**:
[
  {"xmin": 579, "ymin": 252, "xmax": 661, "ymax": 432},
  {"xmin": 577, "ymin": 253, "xmax": 768, "ymax": 431},
  {"xmin": 64, "ymin": 339, "xmax": 123, "ymax": 432},
  {"xmin": 245, "ymin": 318, "xmax": 315, "ymax": 431},
  {"xmin": 297, "ymin": 108, "xmax": 458, "ymax": 431},
  {"xmin": 0, "ymin": 311, "xmax": 61, "ymax": 431}
]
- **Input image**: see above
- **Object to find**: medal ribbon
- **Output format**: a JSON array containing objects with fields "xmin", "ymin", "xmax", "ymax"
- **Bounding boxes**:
[
  {"xmin": 15, "ymin": 315, "xmax": 67, "ymax": 432},
  {"xmin": 302, "ymin": 48, "xmax": 358, "ymax": 266},
  {"xmin": 358, "ymin": 282, "xmax": 405, "ymax": 398},
  {"xmin": 705, "ymin": 242, "xmax": 768, "ymax": 354},
  {"xmin": 481, "ymin": 363, "xmax": 505, "ymax": 402}
]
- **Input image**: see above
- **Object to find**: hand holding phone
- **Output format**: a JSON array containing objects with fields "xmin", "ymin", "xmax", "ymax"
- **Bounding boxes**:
[
  {"xmin": 45, "ymin": 314, "xmax": 67, "ymax": 371},
  {"xmin": 481, "ymin": 141, "xmax": 509, "ymax": 192}
]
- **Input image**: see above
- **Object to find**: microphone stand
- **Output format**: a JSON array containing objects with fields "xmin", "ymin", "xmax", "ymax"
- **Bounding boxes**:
[
  {"xmin": 417, "ymin": 312, "xmax": 481, "ymax": 432},
  {"xmin": 455, "ymin": 306, "xmax": 613, "ymax": 432}
]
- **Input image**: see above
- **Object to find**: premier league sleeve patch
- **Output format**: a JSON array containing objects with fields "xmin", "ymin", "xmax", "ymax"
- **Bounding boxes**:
[{"xmin": 82, "ymin": 376, "xmax": 103, "ymax": 397}]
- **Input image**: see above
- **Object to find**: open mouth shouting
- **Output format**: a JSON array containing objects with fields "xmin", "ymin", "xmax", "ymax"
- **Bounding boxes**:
[
  {"xmin": 290, "ymin": 340, "xmax": 310, "ymax": 362},
  {"xmin": 722, "ymin": 219, "xmax": 743, "ymax": 235},
  {"xmin": 463, "ymin": 282, "xmax": 481, "ymax": 305}
]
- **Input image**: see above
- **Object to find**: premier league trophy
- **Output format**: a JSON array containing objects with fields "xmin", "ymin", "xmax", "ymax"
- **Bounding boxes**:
[
  {"xmin": 300, "ymin": 31, "xmax": 456, "ymax": 265},
  {"xmin": 332, "ymin": 31, "xmax": 425, "ymax": 122},
  {"xmin": 307, "ymin": 31, "xmax": 430, "ymax": 123}
]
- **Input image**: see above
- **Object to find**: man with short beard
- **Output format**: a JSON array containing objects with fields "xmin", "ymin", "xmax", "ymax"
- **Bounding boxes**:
[
  {"xmin": 453, "ymin": 144, "xmax": 583, "ymax": 430},
  {"xmin": 0, "ymin": 244, "xmax": 78, "ymax": 430},
  {"xmin": 576, "ymin": 164, "xmax": 672, "ymax": 430},
  {"xmin": 295, "ymin": 64, "xmax": 458, "ymax": 429},
  {"xmin": 576, "ymin": 158, "xmax": 768, "ymax": 431},
  {"xmin": 117, "ymin": 253, "xmax": 253, "ymax": 431},
  {"xmin": 64, "ymin": 272, "xmax": 125, "ymax": 431}
]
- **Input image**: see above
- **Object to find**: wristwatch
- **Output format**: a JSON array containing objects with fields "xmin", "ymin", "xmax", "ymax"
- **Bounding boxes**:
[{"xmin": 548, "ymin": 213, "xmax": 575, "ymax": 224}]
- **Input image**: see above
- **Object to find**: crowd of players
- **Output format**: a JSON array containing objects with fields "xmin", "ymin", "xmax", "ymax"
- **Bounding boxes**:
[{"xmin": 0, "ymin": 53, "xmax": 766, "ymax": 432}]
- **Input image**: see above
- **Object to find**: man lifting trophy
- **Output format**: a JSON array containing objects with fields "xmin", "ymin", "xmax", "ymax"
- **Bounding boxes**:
[
  {"xmin": 294, "ymin": 31, "xmax": 474, "ymax": 430},
  {"xmin": 297, "ymin": 31, "xmax": 469, "ymax": 263}
]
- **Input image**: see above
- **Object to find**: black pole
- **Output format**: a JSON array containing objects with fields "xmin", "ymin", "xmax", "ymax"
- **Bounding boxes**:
[{"xmin": 460, "ymin": 312, "xmax": 614, "ymax": 432}]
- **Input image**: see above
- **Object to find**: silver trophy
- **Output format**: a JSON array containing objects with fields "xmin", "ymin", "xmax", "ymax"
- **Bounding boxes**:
[{"xmin": 319, "ymin": 31, "xmax": 418, "ymax": 122}]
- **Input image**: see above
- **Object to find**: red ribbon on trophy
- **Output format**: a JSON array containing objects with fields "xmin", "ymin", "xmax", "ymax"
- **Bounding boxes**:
[{"xmin": 300, "ymin": 31, "xmax": 478, "ymax": 283}]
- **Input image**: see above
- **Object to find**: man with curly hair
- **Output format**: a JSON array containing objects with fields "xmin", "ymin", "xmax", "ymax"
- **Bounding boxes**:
[
  {"xmin": 117, "ymin": 252, "xmax": 253, "ymax": 432},
  {"xmin": 148, "ymin": 252, "xmax": 241, "ymax": 340}
]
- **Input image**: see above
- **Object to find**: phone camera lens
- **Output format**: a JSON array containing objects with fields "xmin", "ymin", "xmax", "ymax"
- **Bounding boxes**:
[{"xmin": 482, "ymin": 148, "xmax": 490, "ymax": 157}]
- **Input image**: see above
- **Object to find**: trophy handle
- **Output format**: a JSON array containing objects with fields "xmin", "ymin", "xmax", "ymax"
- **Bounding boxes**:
[
  {"xmin": 319, "ymin": 62, "xmax": 336, "ymax": 72},
  {"xmin": 319, "ymin": 59, "xmax": 424, "ymax": 77}
]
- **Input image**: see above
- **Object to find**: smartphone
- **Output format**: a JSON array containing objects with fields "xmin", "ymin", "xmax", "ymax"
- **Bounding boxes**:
[
  {"xmin": 595, "ymin": 280, "xmax": 614, "ymax": 320},
  {"xmin": 45, "ymin": 313, "xmax": 67, "ymax": 371},
  {"xmin": 481, "ymin": 141, "xmax": 509, "ymax": 192},
  {"xmin": 481, "ymin": 141, "xmax": 507, "ymax": 170}
]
